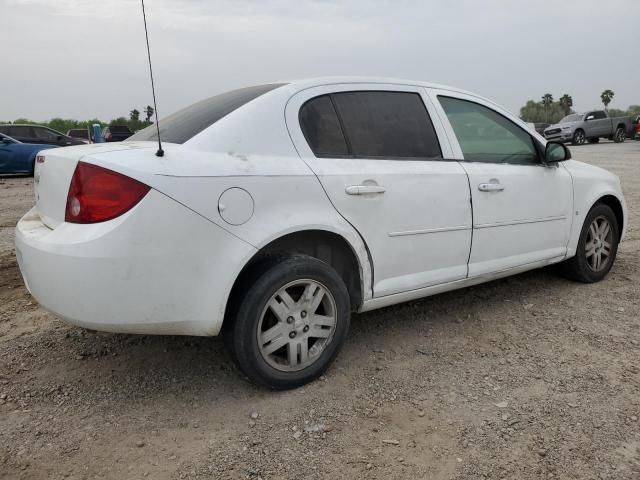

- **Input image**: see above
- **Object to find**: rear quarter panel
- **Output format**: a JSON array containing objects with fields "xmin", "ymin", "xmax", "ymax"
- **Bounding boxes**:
[{"xmin": 86, "ymin": 85, "xmax": 375, "ymax": 306}]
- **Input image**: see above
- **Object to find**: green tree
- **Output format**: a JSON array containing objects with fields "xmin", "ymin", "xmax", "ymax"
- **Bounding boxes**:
[
  {"xmin": 626, "ymin": 105, "xmax": 640, "ymax": 118},
  {"xmin": 600, "ymin": 89, "xmax": 614, "ymax": 110},
  {"xmin": 520, "ymin": 99, "xmax": 566, "ymax": 124},
  {"xmin": 608, "ymin": 108, "xmax": 626, "ymax": 118},
  {"xmin": 129, "ymin": 109, "xmax": 140, "ymax": 122},
  {"xmin": 559, "ymin": 94, "xmax": 573, "ymax": 116},
  {"xmin": 110, "ymin": 116, "xmax": 128, "ymax": 127}
]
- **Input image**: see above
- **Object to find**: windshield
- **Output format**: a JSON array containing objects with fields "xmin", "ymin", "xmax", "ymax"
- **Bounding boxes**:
[
  {"xmin": 560, "ymin": 114, "xmax": 582, "ymax": 123},
  {"xmin": 0, "ymin": 133, "xmax": 19, "ymax": 144},
  {"xmin": 69, "ymin": 130, "xmax": 89, "ymax": 138},
  {"xmin": 128, "ymin": 83, "xmax": 286, "ymax": 144}
]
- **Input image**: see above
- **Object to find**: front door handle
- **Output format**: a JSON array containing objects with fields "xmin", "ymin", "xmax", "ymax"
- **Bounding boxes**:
[
  {"xmin": 478, "ymin": 183, "xmax": 505, "ymax": 192},
  {"xmin": 345, "ymin": 185, "xmax": 386, "ymax": 195}
]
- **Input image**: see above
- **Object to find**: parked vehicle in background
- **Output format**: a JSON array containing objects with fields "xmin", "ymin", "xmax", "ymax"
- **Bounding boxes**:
[
  {"xmin": 66, "ymin": 129, "xmax": 91, "ymax": 144},
  {"xmin": 0, "ymin": 133, "xmax": 57, "ymax": 175},
  {"xmin": 533, "ymin": 123, "xmax": 549, "ymax": 135},
  {"xmin": 544, "ymin": 111, "xmax": 632, "ymax": 145},
  {"xmin": 634, "ymin": 117, "xmax": 640, "ymax": 140},
  {"xmin": 16, "ymin": 78, "xmax": 626, "ymax": 389},
  {"xmin": 0, "ymin": 125, "xmax": 85, "ymax": 147},
  {"xmin": 102, "ymin": 126, "xmax": 134, "ymax": 142}
]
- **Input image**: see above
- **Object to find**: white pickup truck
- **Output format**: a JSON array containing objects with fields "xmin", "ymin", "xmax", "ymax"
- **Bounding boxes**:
[{"xmin": 544, "ymin": 110, "xmax": 632, "ymax": 145}]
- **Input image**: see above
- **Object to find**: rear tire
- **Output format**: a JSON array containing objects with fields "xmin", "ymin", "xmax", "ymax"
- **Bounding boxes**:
[
  {"xmin": 613, "ymin": 127, "xmax": 626, "ymax": 143},
  {"xmin": 225, "ymin": 255, "xmax": 351, "ymax": 389},
  {"xmin": 572, "ymin": 129, "xmax": 586, "ymax": 145},
  {"xmin": 558, "ymin": 204, "xmax": 619, "ymax": 283}
]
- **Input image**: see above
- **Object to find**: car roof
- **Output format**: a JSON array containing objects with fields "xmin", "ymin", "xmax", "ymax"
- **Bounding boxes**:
[
  {"xmin": 281, "ymin": 76, "xmax": 472, "ymax": 93},
  {"xmin": 271, "ymin": 76, "xmax": 502, "ymax": 110},
  {"xmin": 0, "ymin": 123, "xmax": 51, "ymax": 127}
]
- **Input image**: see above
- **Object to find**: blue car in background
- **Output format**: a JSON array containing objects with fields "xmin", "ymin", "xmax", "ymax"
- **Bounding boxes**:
[{"xmin": 0, "ymin": 133, "xmax": 57, "ymax": 175}]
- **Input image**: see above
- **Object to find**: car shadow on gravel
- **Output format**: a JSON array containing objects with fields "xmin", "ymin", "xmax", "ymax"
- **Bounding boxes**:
[{"xmin": 4, "ymin": 265, "xmax": 574, "ymax": 409}]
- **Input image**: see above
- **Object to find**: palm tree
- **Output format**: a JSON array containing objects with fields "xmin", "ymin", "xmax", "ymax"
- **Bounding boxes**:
[
  {"xmin": 559, "ymin": 94, "xmax": 573, "ymax": 116},
  {"xmin": 600, "ymin": 90, "xmax": 614, "ymax": 111},
  {"xmin": 129, "ymin": 109, "xmax": 140, "ymax": 122},
  {"xmin": 542, "ymin": 93, "xmax": 554, "ymax": 122},
  {"xmin": 145, "ymin": 105, "xmax": 154, "ymax": 124}
]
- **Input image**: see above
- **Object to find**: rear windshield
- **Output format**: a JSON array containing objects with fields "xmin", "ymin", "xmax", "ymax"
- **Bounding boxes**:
[{"xmin": 128, "ymin": 83, "xmax": 286, "ymax": 144}]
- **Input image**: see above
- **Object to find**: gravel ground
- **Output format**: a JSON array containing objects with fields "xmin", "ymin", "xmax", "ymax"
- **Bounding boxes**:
[{"xmin": 1, "ymin": 141, "xmax": 639, "ymax": 480}]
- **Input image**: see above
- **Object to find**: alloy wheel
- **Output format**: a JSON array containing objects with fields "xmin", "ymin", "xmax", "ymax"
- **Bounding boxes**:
[
  {"xmin": 585, "ymin": 215, "xmax": 613, "ymax": 272},
  {"xmin": 574, "ymin": 131, "xmax": 585, "ymax": 145},
  {"xmin": 615, "ymin": 128, "xmax": 626, "ymax": 142},
  {"xmin": 257, "ymin": 279, "xmax": 337, "ymax": 372}
]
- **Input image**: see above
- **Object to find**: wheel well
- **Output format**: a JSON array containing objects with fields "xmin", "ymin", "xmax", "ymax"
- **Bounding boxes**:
[
  {"xmin": 225, "ymin": 230, "xmax": 363, "ymax": 325},
  {"xmin": 597, "ymin": 195, "xmax": 624, "ymax": 233}
]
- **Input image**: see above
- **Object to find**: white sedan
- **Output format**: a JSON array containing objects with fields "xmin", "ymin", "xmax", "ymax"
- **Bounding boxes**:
[{"xmin": 16, "ymin": 77, "xmax": 626, "ymax": 389}]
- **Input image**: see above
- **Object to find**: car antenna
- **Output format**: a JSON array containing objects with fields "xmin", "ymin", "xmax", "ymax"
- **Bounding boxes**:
[{"xmin": 141, "ymin": 0, "xmax": 164, "ymax": 157}]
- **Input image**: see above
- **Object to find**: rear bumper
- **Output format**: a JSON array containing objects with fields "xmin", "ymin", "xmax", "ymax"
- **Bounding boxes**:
[{"xmin": 15, "ymin": 190, "xmax": 256, "ymax": 336}]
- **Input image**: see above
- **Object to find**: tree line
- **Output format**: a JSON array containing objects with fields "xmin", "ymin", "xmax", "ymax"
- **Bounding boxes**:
[
  {"xmin": 520, "ymin": 90, "xmax": 640, "ymax": 124},
  {"xmin": 1, "ymin": 106, "xmax": 155, "ymax": 134}
]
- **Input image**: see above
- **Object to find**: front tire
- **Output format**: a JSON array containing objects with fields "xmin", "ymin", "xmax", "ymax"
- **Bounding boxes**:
[
  {"xmin": 572, "ymin": 129, "xmax": 586, "ymax": 145},
  {"xmin": 226, "ymin": 255, "xmax": 351, "ymax": 389},
  {"xmin": 614, "ymin": 127, "xmax": 626, "ymax": 143},
  {"xmin": 558, "ymin": 204, "xmax": 619, "ymax": 283}
]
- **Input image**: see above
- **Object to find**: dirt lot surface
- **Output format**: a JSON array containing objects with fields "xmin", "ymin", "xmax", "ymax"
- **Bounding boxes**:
[{"xmin": 1, "ymin": 141, "xmax": 639, "ymax": 480}]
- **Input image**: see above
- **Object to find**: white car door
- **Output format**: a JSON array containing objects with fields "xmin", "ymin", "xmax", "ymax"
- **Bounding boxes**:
[
  {"xmin": 428, "ymin": 89, "xmax": 573, "ymax": 276},
  {"xmin": 285, "ymin": 84, "xmax": 472, "ymax": 297}
]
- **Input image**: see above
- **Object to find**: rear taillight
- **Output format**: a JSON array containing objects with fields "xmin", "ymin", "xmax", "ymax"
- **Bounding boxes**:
[{"xmin": 65, "ymin": 162, "xmax": 150, "ymax": 224}]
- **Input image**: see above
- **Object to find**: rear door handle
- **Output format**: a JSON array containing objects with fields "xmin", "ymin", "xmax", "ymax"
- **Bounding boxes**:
[
  {"xmin": 478, "ymin": 183, "xmax": 505, "ymax": 192},
  {"xmin": 345, "ymin": 185, "xmax": 386, "ymax": 195}
]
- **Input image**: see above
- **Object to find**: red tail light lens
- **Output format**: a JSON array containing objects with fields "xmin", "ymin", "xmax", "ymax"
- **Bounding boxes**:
[{"xmin": 65, "ymin": 162, "xmax": 150, "ymax": 224}]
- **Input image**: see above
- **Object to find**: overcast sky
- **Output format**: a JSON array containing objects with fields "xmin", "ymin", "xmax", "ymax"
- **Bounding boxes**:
[{"xmin": 2, "ymin": 0, "xmax": 638, "ymax": 121}]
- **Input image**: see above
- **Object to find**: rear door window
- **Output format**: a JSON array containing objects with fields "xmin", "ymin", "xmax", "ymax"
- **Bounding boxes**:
[
  {"xmin": 32, "ymin": 127, "xmax": 58, "ymax": 141},
  {"xmin": 333, "ymin": 91, "xmax": 442, "ymax": 159},
  {"xmin": 10, "ymin": 126, "xmax": 33, "ymax": 138},
  {"xmin": 299, "ymin": 91, "xmax": 442, "ymax": 159}
]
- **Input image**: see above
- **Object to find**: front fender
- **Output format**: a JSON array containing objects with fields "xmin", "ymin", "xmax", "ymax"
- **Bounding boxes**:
[{"xmin": 562, "ymin": 160, "xmax": 627, "ymax": 257}]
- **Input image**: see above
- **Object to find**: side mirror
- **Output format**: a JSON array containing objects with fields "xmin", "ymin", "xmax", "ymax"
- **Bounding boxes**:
[
  {"xmin": 545, "ymin": 141, "xmax": 571, "ymax": 164},
  {"xmin": 1, "ymin": 138, "xmax": 11, "ymax": 144}
]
